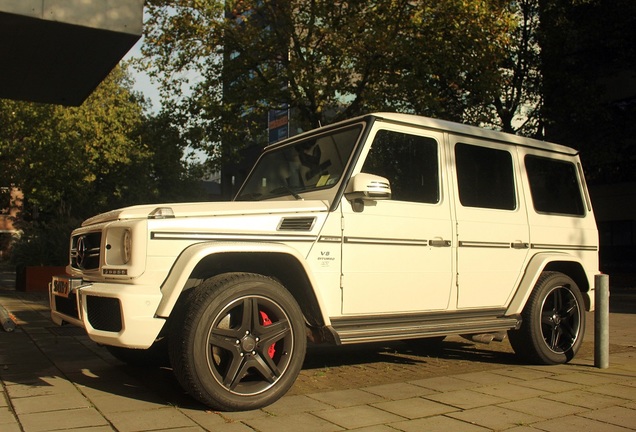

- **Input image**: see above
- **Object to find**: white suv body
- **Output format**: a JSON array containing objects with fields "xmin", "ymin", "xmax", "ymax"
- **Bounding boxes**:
[{"xmin": 50, "ymin": 113, "xmax": 599, "ymax": 411}]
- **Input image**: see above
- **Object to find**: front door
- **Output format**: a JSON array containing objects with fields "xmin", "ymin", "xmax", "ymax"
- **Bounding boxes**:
[{"xmin": 341, "ymin": 126, "xmax": 453, "ymax": 314}]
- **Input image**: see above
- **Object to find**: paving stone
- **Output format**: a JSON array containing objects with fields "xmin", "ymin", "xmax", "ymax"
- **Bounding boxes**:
[
  {"xmin": 342, "ymin": 426, "xmax": 399, "ymax": 432},
  {"xmin": 19, "ymin": 407, "xmax": 108, "ymax": 432},
  {"xmin": 541, "ymin": 389, "xmax": 627, "ymax": 409},
  {"xmin": 473, "ymin": 382, "xmax": 547, "ymax": 400},
  {"xmin": 0, "ymin": 406, "xmax": 18, "ymax": 425},
  {"xmin": 6, "ymin": 375, "xmax": 80, "ymax": 398},
  {"xmin": 424, "ymin": 388, "xmax": 507, "ymax": 410},
  {"xmin": 391, "ymin": 414, "xmax": 490, "ymax": 432},
  {"xmin": 499, "ymin": 396, "xmax": 587, "ymax": 419},
  {"xmin": 453, "ymin": 370, "xmax": 522, "ymax": 386},
  {"xmin": 106, "ymin": 407, "xmax": 196, "ymax": 432},
  {"xmin": 586, "ymin": 383, "xmax": 636, "ymax": 401},
  {"xmin": 84, "ymin": 390, "xmax": 171, "ymax": 414},
  {"xmin": 504, "ymin": 427, "xmax": 547, "ymax": 432},
  {"xmin": 515, "ymin": 377, "xmax": 584, "ymax": 393},
  {"xmin": 529, "ymin": 414, "xmax": 634, "ymax": 432},
  {"xmin": 446, "ymin": 405, "xmax": 542, "ymax": 430},
  {"xmin": 0, "ymin": 424, "xmax": 23, "ymax": 432},
  {"xmin": 263, "ymin": 394, "xmax": 333, "ymax": 416},
  {"xmin": 578, "ymin": 405, "xmax": 636, "ymax": 429},
  {"xmin": 216, "ymin": 408, "xmax": 270, "ymax": 422},
  {"xmin": 313, "ymin": 405, "xmax": 404, "ymax": 429},
  {"xmin": 177, "ymin": 406, "xmax": 230, "ymax": 430},
  {"xmin": 147, "ymin": 428, "xmax": 205, "ymax": 432},
  {"xmin": 371, "ymin": 397, "xmax": 458, "ymax": 419},
  {"xmin": 362, "ymin": 382, "xmax": 437, "ymax": 400},
  {"xmin": 413, "ymin": 376, "xmax": 481, "ymax": 392},
  {"xmin": 244, "ymin": 412, "xmax": 343, "ymax": 432},
  {"xmin": 552, "ymin": 371, "xmax": 623, "ymax": 386},
  {"xmin": 12, "ymin": 391, "xmax": 92, "ymax": 414},
  {"xmin": 491, "ymin": 367, "xmax": 554, "ymax": 381},
  {"xmin": 308, "ymin": 388, "xmax": 385, "ymax": 408}
]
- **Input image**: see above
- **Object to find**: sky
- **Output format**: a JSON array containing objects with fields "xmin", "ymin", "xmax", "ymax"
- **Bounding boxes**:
[{"xmin": 123, "ymin": 37, "xmax": 161, "ymax": 112}]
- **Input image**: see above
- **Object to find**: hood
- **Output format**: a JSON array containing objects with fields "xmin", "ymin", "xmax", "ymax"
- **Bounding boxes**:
[{"xmin": 81, "ymin": 200, "xmax": 330, "ymax": 226}]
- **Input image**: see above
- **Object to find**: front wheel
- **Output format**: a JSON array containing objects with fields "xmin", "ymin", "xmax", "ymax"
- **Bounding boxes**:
[
  {"xmin": 169, "ymin": 273, "xmax": 307, "ymax": 411},
  {"xmin": 509, "ymin": 271, "xmax": 585, "ymax": 364}
]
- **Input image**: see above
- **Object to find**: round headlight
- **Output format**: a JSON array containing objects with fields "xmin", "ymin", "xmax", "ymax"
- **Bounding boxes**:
[{"xmin": 123, "ymin": 230, "xmax": 132, "ymax": 264}]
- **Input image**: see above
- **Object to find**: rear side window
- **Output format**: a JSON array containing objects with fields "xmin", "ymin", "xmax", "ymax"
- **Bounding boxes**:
[
  {"xmin": 525, "ymin": 155, "xmax": 585, "ymax": 216},
  {"xmin": 455, "ymin": 143, "xmax": 516, "ymax": 210},
  {"xmin": 363, "ymin": 130, "xmax": 440, "ymax": 203}
]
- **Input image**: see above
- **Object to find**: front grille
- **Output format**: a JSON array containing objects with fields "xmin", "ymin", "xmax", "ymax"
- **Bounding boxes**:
[
  {"xmin": 86, "ymin": 296, "xmax": 122, "ymax": 332},
  {"xmin": 54, "ymin": 293, "xmax": 79, "ymax": 320},
  {"xmin": 70, "ymin": 232, "xmax": 101, "ymax": 270}
]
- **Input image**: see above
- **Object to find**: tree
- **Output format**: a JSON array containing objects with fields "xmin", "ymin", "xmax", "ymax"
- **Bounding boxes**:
[
  {"xmin": 466, "ymin": 0, "xmax": 543, "ymax": 136},
  {"xmin": 0, "ymin": 65, "xmax": 205, "ymax": 265},
  {"xmin": 538, "ymin": 0, "xmax": 636, "ymax": 183},
  {"xmin": 141, "ymin": 0, "xmax": 516, "ymax": 165}
]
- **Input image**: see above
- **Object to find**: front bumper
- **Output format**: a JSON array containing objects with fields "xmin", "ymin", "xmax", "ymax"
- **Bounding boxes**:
[{"xmin": 49, "ymin": 276, "xmax": 166, "ymax": 349}]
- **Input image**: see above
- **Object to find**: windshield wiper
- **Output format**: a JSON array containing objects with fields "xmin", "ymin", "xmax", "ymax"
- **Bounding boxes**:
[{"xmin": 270, "ymin": 186, "xmax": 303, "ymax": 200}]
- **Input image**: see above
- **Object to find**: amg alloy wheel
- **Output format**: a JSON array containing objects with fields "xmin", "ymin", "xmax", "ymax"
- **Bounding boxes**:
[
  {"xmin": 509, "ymin": 271, "xmax": 585, "ymax": 364},
  {"xmin": 169, "ymin": 273, "xmax": 306, "ymax": 411}
]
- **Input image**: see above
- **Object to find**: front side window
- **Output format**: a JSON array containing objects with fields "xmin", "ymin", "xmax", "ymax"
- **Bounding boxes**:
[
  {"xmin": 525, "ymin": 155, "xmax": 585, "ymax": 216},
  {"xmin": 236, "ymin": 125, "xmax": 361, "ymax": 200},
  {"xmin": 455, "ymin": 143, "xmax": 516, "ymax": 210},
  {"xmin": 362, "ymin": 130, "xmax": 440, "ymax": 204}
]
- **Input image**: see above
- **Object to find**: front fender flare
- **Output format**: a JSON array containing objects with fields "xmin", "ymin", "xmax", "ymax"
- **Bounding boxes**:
[{"xmin": 154, "ymin": 241, "xmax": 331, "ymax": 325}]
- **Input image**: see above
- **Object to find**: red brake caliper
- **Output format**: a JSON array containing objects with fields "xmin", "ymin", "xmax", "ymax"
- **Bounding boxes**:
[{"xmin": 259, "ymin": 311, "xmax": 276, "ymax": 358}]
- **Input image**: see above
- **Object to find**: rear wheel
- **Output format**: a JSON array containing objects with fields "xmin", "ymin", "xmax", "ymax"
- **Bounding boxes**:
[
  {"xmin": 169, "ymin": 273, "xmax": 306, "ymax": 411},
  {"xmin": 509, "ymin": 271, "xmax": 585, "ymax": 364}
]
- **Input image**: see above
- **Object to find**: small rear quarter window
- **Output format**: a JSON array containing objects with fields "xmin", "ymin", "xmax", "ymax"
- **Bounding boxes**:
[{"xmin": 525, "ymin": 155, "xmax": 585, "ymax": 216}]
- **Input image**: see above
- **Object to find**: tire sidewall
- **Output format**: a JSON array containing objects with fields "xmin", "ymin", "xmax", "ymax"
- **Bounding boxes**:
[
  {"xmin": 526, "ymin": 272, "xmax": 585, "ymax": 364},
  {"xmin": 180, "ymin": 274, "xmax": 306, "ymax": 411}
]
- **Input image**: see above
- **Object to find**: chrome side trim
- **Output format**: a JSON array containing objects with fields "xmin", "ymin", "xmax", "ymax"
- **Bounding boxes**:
[
  {"xmin": 459, "ymin": 241, "xmax": 511, "ymax": 248},
  {"xmin": 531, "ymin": 243, "xmax": 598, "ymax": 251},
  {"xmin": 150, "ymin": 232, "xmax": 317, "ymax": 242},
  {"xmin": 344, "ymin": 237, "xmax": 429, "ymax": 246}
]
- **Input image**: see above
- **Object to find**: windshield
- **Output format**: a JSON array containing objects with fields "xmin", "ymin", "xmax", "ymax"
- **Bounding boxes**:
[{"xmin": 236, "ymin": 125, "xmax": 362, "ymax": 201}]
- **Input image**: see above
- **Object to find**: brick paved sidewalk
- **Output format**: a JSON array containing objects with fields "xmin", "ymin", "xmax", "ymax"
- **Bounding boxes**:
[{"xmin": 1, "ymin": 289, "xmax": 635, "ymax": 432}]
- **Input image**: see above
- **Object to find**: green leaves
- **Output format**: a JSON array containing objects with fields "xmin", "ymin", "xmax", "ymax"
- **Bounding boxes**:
[
  {"xmin": 141, "ymin": 0, "xmax": 518, "ymax": 162},
  {"xmin": 1, "ymin": 64, "xmax": 205, "ymax": 265}
]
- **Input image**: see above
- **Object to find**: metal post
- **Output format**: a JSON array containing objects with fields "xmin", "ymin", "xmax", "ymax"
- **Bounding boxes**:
[
  {"xmin": 0, "ymin": 304, "xmax": 15, "ymax": 332},
  {"xmin": 594, "ymin": 274, "xmax": 610, "ymax": 369}
]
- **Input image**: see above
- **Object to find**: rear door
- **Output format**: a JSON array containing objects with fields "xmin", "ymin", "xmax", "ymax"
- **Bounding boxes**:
[{"xmin": 450, "ymin": 136, "xmax": 530, "ymax": 309}]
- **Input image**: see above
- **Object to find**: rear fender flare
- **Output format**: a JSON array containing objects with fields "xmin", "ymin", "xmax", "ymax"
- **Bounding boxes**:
[{"xmin": 506, "ymin": 253, "xmax": 593, "ymax": 315}]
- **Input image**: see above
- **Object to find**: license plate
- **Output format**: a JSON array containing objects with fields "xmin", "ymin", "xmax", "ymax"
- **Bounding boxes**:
[{"xmin": 51, "ymin": 275, "xmax": 82, "ymax": 298}]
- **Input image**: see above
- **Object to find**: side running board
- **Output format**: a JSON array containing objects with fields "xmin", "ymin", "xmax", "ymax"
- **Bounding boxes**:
[{"xmin": 328, "ymin": 310, "xmax": 521, "ymax": 345}]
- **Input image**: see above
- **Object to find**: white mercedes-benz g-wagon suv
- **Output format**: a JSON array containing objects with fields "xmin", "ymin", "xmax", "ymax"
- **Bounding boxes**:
[{"xmin": 50, "ymin": 113, "xmax": 599, "ymax": 411}]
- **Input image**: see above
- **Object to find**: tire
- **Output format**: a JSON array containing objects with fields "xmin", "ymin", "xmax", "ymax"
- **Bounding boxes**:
[
  {"xmin": 106, "ymin": 337, "xmax": 169, "ymax": 367},
  {"xmin": 168, "ymin": 273, "xmax": 307, "ymax": 411},
  {"xmin": 509, "ymin": 271, "xmax": 585, "ymax": 365}
]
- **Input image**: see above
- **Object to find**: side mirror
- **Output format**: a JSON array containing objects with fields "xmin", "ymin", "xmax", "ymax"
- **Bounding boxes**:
[{"xmin": 345, "ymin": 173, "xmax": 392, "ymax": 200}]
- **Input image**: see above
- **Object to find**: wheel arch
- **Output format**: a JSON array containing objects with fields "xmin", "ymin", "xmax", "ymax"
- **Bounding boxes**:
[
  {"xmin": 506, "ymin": 253, "xmax": 594, "ymax": 315},
  {"xmin": 155, "ymin": 242, "xmax": 329, "ymax": 328}
]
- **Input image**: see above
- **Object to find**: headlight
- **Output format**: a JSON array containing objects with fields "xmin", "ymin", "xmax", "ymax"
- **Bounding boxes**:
[
  {"xmin": 104, "ymin": 227, "xmax": 133, "ymax": 266},
  {"xmin": 123, "ymin": 229, "xmax": 132, "ymax": 264}
]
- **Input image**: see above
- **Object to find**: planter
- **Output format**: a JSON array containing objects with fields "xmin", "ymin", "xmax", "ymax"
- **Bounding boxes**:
[{"xmin": 16, "ymin": 265, "xmax": 67, "ymax": 292}]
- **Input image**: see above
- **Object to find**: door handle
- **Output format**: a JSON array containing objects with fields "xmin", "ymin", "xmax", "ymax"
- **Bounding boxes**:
[
  {"xmin": 511, "ymin": 241, "xmax": 529, "ymax": 249},
  {"xmin": 429, "ymin": 239, "xmax": 451, "ymax": 247}
]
